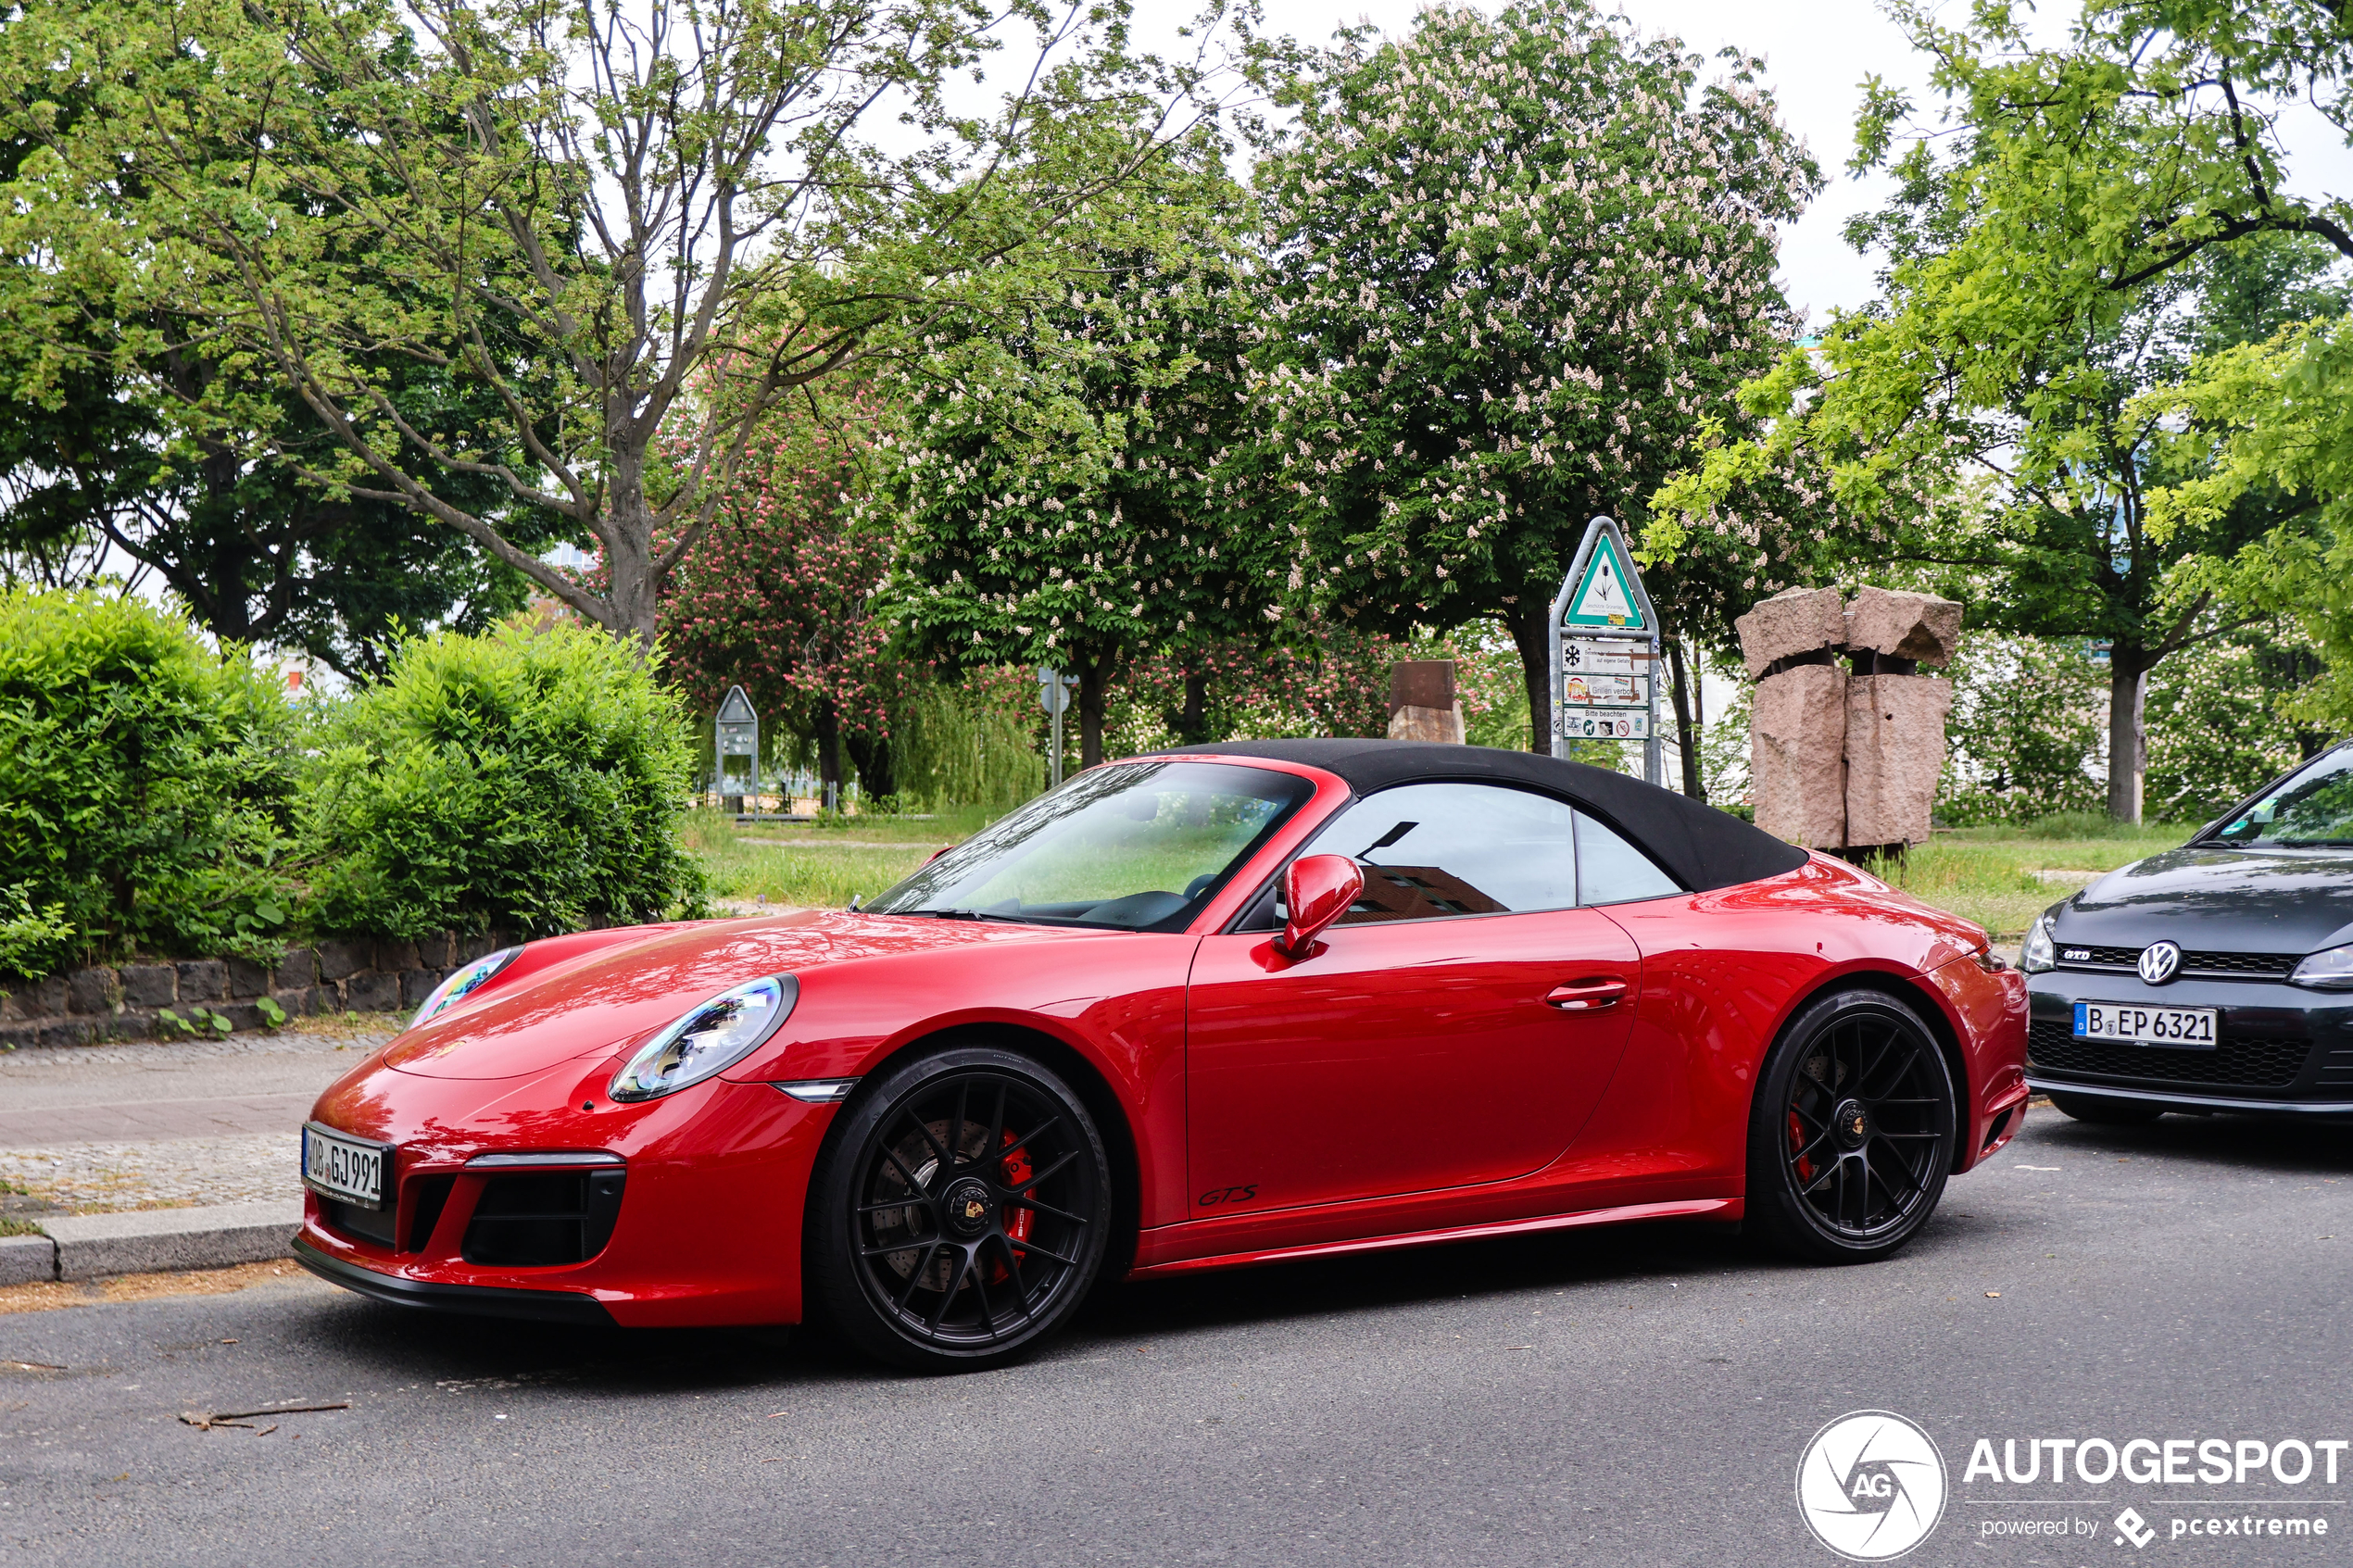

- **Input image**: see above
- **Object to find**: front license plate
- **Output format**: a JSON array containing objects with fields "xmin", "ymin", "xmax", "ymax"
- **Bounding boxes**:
[
  {"xmin": 2072, "ymin": 1002, "xmax": 2218, "ymax": 1049},
  {"xmin": 302, "ymin": 1123, "xmax": 392, "ymax": 1209}
]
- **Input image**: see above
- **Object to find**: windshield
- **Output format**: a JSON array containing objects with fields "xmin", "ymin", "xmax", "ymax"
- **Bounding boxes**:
[
  {"xmin": 2209, "ymin": 746, "xmax": 2353, "ymax": 847},
  {"xmin": 863, "ymin": 761, "xmax": 1313, "ymax": 930}
]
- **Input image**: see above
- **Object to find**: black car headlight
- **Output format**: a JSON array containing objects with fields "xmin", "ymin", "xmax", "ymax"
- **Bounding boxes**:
[
  {"xmin": 409, "ymin": 946, "xmax": 521, "ymax": 1031},
  {"xmin": 2289, "ymin": 944, "xmax": 2353, "ymax": 991},
  {"xmin": 2020, "ymin": 911, "xmax": 2057, "ymax": 974},
  {"xmin": 610, "ymin": 975, "xmax": 799, "ymax": 1102}
]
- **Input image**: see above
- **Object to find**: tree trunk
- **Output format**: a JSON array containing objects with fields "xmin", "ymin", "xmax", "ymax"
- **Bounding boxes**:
[
  {"xmin": 1667, "ymin": 637, "xmax": 1705, "ymax": 802},
  {"xmin": 1163, "ymin": 670, "xmax": 1212, "ymax": 746},
  {"xmin": 1504, "ymin": 600, "xmax": 1554, "ymax": 755},
  {"xmin": 846, "ymin": 731, "xmax": 896, "ymax": 800},
  {"xmin": 2107, "ymin": 652, "xmax": 2150, "ymax": 824},
  {"xmin": 1076, "ymin": 648, "xmax": 1120, "ymax": 769},
  {"xmin": 601, "ymin": 452, "xmax": 661, "ymax": 645},
  {"xmin": 814, "ymin": 696, "xmax": 843, "ymax": 813}
]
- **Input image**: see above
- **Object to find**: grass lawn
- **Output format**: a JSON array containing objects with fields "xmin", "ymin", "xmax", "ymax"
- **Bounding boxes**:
[
  {"xmin": 682, "ymin": 808, "xmax": 991, "ymax": 910},
  {"xmin": 1869, "ymin": 814, "xmax": 2193, "ymax": 940}
]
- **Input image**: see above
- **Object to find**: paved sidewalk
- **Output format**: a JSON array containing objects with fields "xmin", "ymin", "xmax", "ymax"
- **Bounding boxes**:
[{"xmin": 0, "ymin": 1027, "xmax": 395, "ymax": 1215}]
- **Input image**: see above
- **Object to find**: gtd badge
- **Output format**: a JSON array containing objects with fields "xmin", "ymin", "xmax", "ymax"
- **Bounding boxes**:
[
  {"xmin": 1795, "ymin": 1411, "xmax": 1947, "ymax": 1561},
  {"xmin": 2137, "ymin": 941, "xmax": 2183, "ymax": 985}
]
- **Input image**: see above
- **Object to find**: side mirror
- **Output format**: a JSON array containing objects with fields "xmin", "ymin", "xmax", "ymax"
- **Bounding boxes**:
[{"xmin": 1274, "ymin": 854, "xmax": 1364, "ymax": 959}]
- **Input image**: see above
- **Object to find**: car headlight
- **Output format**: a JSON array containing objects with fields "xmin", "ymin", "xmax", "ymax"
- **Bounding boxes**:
[
  {"xmin": 2289, "ymin": 944, "xmax": 2353, "ymax": 991},
  {"xmin": 610, "ymin": 975, "xmax": 799, "ymax": 1102},
  {"xmin": 409, "ymin": 946, "xmax": 521, "ymax": 1031},
  {"xmin": 2020, "ymin": 911, "xmax": 2057, "ymax": 974}
]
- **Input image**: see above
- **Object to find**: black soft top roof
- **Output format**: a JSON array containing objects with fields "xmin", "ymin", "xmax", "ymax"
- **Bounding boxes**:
[{"xmin": 1157, "ymin": 738, "xmax": 1808, "ymax": 894}]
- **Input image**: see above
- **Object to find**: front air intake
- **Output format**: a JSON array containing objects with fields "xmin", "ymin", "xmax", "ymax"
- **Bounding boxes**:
[{"xmin": 461, "ymin": 1171, "xmax": 626, "ymax": 1266}]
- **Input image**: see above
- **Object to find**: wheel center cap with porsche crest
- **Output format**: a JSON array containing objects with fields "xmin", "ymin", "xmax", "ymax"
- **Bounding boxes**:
[
  {"xmin": 2138, "ymin": 941, "xmax": 2183, "ymax": 985},
  {"xmin": 1833, "ymin": 1098, "xmax": 1871, "ymax": 1149},
  {"xmin": 942, "ymin": 1177, "xmax": 995, "ymax": 1237}
]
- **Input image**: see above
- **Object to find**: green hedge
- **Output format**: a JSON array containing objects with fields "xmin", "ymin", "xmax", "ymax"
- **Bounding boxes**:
[
  {"xmin": 0, "ymin": 594, "xmax": 707, "ymax": 981},
  {"xmin": 300, "ymin": 621, "xmax": 707, "ymax": 940},
  {"xmin": 0, "ymin": 589, "xmax": 300, "ymax": 979}
]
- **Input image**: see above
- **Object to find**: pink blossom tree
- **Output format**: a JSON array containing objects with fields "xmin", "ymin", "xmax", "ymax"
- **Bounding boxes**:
[{"xmin": 658, "ymin": 395, "xmax": 916, "ymax": 801}]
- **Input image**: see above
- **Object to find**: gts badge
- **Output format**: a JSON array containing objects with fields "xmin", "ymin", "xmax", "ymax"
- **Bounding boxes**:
[{"xmin": 1197, "ymin": 1185, "xmax": 1258, "ymax": 1209}]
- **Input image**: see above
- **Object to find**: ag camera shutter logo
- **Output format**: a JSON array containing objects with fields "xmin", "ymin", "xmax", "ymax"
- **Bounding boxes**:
[{"xmin": 1796, "ymin": 1411, "xmax": 1948, "ymax": 1560}]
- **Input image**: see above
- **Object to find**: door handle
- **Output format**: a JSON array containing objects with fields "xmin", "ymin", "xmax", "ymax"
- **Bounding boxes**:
[{"xmin": 1545, "ymin": 978, "xmax": 1628, "ymax": 1011}]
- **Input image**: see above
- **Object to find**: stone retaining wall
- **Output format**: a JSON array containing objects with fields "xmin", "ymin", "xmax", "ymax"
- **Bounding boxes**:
[{"xmin": 0, "ymin": 933, "xmax": 513, "ymax": 1049}]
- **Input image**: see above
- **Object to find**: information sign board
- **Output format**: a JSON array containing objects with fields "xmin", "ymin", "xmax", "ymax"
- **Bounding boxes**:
[{"xmin": 1548, "ymin": 517, "xmax": 1663, "ymax": 784}]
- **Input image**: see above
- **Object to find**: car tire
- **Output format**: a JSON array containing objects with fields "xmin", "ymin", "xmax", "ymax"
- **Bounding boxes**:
[
  {"xmin": 1746, "ymin": 987, "xmax": 1958, "ymax": 1265},
  {"xmin": 2047, "ymin": 1091, "xmax": 2166, "ymax": 1126},
  {"xmin": 806, "ymin": 1045, "xmax": 1112, "ymax": 1374}
]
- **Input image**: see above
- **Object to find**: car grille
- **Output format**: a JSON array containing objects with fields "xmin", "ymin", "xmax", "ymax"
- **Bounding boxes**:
[
  {"xmin": 2057, "ymin": 947, "xmax": 2297, "ymax": 980},
  {"xmin": 2029, "ymin": 1019, "xmax": 2311, "ymax": 1089},
  {"xmin": 461, "ymin": 1171, "xmax": 626, "ymax": 1267}
]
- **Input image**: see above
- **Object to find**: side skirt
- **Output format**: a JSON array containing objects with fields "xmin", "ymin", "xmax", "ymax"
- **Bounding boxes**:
[{"xmin": 1123, "ymin": 1197, "xmax": 1738, "ymax": 1280}]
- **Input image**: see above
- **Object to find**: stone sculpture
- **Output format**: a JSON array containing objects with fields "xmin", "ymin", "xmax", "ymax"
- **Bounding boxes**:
[{"xmin": 1738, "ymin": 586, "xmax": 1961, "ymax": 851}]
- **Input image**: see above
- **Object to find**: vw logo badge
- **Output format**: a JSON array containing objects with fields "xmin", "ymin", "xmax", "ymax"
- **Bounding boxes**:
[{"xmin": 2137, "ymin": 941, "xmax": 2183, "ymax": 985}]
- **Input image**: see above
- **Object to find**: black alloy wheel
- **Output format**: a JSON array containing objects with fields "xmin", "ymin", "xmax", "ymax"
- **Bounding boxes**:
[
  {"xmin": 807, "ymin": 1046, "xmax": 1111, "ymax": 1373},
  {"xmin": 1746, "ymin": 988, "xmax": 1958, "ymax": 1263},
  {"xmin": 2048, "ymin": 1090, "xmax": 2166, "ymax": 1126}
]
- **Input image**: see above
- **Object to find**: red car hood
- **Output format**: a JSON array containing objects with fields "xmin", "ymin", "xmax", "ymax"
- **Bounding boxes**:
[{"xmin": 384, "ymin": 910, "xmax": 1081, "ymax": 1081}]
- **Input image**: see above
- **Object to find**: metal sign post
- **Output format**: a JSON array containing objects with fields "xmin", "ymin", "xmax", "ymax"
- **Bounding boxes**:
[
  {"xmin": 713, "ymin": 685, "xmax": 760, "ymax": 813},
  {"xmin": 1038, "ymin": 668, "xmax": 1076, "ymax": 788},
  {"xmin": 1549, "ymin": 516, "xmax": 1663, "ymax": 786}
]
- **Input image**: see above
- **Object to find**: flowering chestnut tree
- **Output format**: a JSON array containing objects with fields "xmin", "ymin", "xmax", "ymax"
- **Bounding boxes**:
[
  {"xmin": 878, "ymin": 136, "xmax": 1283, "ymax": 766},
  {"xmin": 1244, "ymin": 0, "xmax": 1818, "ymax": 752}
]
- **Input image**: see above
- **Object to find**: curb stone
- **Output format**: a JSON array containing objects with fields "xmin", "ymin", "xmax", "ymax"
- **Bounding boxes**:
[
  {"xmin": 0, "ymin": 1232, "xmax": 57, "ymax": 1285},
  {"xmin": 42, "ymin": 1200, "xmax": 302, "ymax": 1281}
]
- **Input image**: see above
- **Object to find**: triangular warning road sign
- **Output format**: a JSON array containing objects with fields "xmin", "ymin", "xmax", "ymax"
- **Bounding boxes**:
[
  {"xmin": 716, "ymin": 684, "xmax": 757, "ymax": 723},
  {"xmin": 1563, "ymin": 531, "xmax": 1645, "ymax": 630}
]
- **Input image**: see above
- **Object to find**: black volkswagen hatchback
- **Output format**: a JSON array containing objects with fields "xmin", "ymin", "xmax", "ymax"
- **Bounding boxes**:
[{"xmin": 2023, "ymin": 742, "xmax": 2353, "ymax": 1122}]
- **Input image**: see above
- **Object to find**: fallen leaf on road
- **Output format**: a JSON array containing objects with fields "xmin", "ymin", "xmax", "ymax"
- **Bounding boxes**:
[{"xmin": 1985, "ymin": 1291, "xmax": 2001, "ymax": 1298}]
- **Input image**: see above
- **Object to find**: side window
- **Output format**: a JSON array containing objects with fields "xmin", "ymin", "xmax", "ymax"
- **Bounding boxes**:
[
  {"xmin": 1292, "ymin": 782, "xmax": 1579, "ymax": 923},
  {"xmin": 1574, "ymin": 811, "xmax": 1680, "ymax": 905}
]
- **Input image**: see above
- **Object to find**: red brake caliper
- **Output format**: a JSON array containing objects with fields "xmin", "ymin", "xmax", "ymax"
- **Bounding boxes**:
[
  {"xmin": 987, "ymin": 1130, "xmax": 1036, "ymax": 1285},
  {"xmin": 1788, "ymin": 1110, "xmax": 1814, "ymax": 1185}
]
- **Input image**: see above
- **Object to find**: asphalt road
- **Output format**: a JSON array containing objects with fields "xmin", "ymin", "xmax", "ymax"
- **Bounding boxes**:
[{"xmin": 3, "ymin": 1110, "xmax": 2348, "ymax": 1568}]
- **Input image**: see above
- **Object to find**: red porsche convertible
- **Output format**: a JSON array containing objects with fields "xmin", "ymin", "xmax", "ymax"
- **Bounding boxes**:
[{"xmin": 295, "ymin": 740, "xmax": 2029, "ymax": 1370}]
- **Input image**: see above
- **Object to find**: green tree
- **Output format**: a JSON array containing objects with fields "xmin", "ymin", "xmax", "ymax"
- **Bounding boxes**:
[
  {"xmin": 1241, "ymin": 0, "xmax": 1818, "ymax": 759},
  {"xmin": 0, "ymin": 20, "xmax": 562, "ymax": 671},
  {"xmin": 879, "ymin": 132, "xmax": 1282, "ymax": 766},
  {"xmin": 1649, "ymin": 0, "xmax": 2349, "ymax": 820},
  {"xmin": 0, "ymin": 0, "xmax": 1264, "ymax": 646}
]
